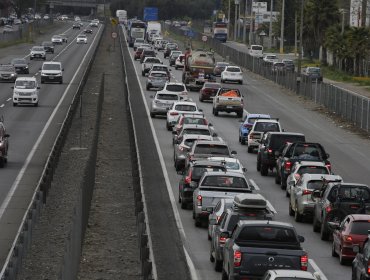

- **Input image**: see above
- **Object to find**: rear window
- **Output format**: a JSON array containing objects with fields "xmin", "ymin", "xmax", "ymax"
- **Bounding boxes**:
[
  {"xmin": 254, "ymin": 122, "xmax": 280, "ymax": 132},
  {"xmin": 337, "ymin": 186, "xmax": 370, "ymax": 201},
  {"xmin": 251, "ymin": 45, "xmax": 263, "ymax": 51},
  {"xmin": 153, "ymin": 66, "xmax": 168, "ymax": 72},
  {"xmin": 204, "ymin": 83, "xmax": 221, "ymax": 89},
  {"xmin": 166, "ymin": 84, "xmax": 185, "ymax": 92},
  {"xmin": 350, "ymin": 221, "xmax": 370, "ymax": 235},
  {"xmin": 270, "ymin": 135, "xmax": 305, "ymax": 150},
  {"xmin": 146, "ymin": 58, "xmax": 160, "ymax": 63},
  {"xmin": 183, "ymin": 118, "xmax": 207, "ymax": 125},
  {"xmin": 191, "ymin": 166, "xmax": 225, "ymax": 180},
  {"xmin": 237, "ymin": 226, "xmax": 298, "ymax": 243},
  {"xmin": 293, "ymin": 144, "xmax": 323, "ymax": 159},
  {"xmin": 183, "ymin": 128, "xmax": 210, "ymax": 136},
  {"xmin": 144, "ymin": 51, "xmax": 155, "ymax": 55},
  {"xmin": 226, "ymin": 213, "xmax": 268, "ymax": 231},
  {"xmin": 307, "ymin": 180, "xmax": 325, "ymax": 190},
  {"xmin": 194, "ymin": 144, "xmax": 229, "ymax": 155},
  {"xmin": 202, "ymin": 175, "xmax": 248, "ymax": 188},
  {"xmin": 227, "ymin": 67, "xmax": 241, "ymax": 72},
  {"xmin": 297, "ymin": 166, "xmax": 328, "ymax": 175},
  {"xmin": 157, "ymin": 94, "xmax": 178, "ymax": 100},
  {"xmin": 151, "ymin": 72, "xmax": 168, "ymax": 78},
  {"xmin": 247, "ymin": 117, "xmax": 270, "ymax": 124},
  {"xmin": 175, "ymin": 105, "xmax": 196, "ymax": 111}
]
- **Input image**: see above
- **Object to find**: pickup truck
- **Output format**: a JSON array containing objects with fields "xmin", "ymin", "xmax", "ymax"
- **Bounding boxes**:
[
  {"xmin": 247, "ymin": 119, "xmax": 282, "ymax": 153},
  {"xmin": 275, "ymin": 142, "xmax": 331, "ymax": 189},
  {"xmin": 212, "ymin": 88, "xmax": 244, "ymax": 118},
  {"xmin": 222, "ymin": 220, "xmax": 307, "ymax": 279},
  {"xmin": 192, "ymin": 171, "xmax": 252, "ymax": 227}
]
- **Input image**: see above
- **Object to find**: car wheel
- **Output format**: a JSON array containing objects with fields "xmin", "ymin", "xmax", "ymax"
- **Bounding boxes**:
[
  {"xmin": 146, "ymin": 85, "xmax": 150, "ymax": 90},
  {"xmin": 13, "ymin": 102, "xmax": 17, "ymax": 107},
  {"xmin": 286, "ymin": 186, "xmax": 290, "ymax": 197},
  {"xmin": 195, "ymin": 217, "xmax": 201, "ymax": 227},
  {"xmin": 214, "ymin": 109, "xmax": 218, "ymax": 116},
  {"xmin": 214, "ymin": 258, "xmax": 222, "ymax": 272},
  {"xmin": 237, "ymin": 111, "xmax": 243, "ymax": 118},
  {"xmin": 166, "ymin": 122, "xmax": 171, "ymax": 131},
  {"xmin": 220, "ymin": 79, "xmax": 224, "ymax": 83},
  {"xmin": 256, "ymin": 157, "xmax": 261, "ymax": 171},
  {"xmin": 199, "ymin": 95, "xmax": 204, "ymax": 102},
  {"xmin": 60, "ymin": 80, "xmax": 63, "ymax": 84},
  {"xmin": 150, "ymin": 112, "xmax": 155, "ymax": 118},
  {"xmin": 247, "ymin": 146, "xmax": 253, "ymax": 153},
  {"xmin": 178, "ymin": 192, "xmax": 181, "ymax": 203},
  {"xmin": 280, "ymin": 177, "xmax": 286, "ymax": 190},
  {"xmin": 339, "ymin": 250, "xmax": 347, "ymax": 265},
  {"xmin": 320, "ymin": 223, "xmax": 330, "ymax": 241},
  {"xmin": 30, "ymin": 57, "xmax": 33, "ymax": 60},
  {"xmin": 0, "ymin": 158, "xmax": 4, "ymax": 168},
  {"xmin": 142, "ymin": 71, "xmax": 145, "ymax": 76},
  {"xmin": 275, "ymin": 172, "xmax": 281, "ymax": 184},
  {"xmin": 313, "ymin": 214, "xmax": 321, "ymax": 232},
  {"xmin": 239, "ymin": 80, "xmax": 243, "ymax": 85},
  {"xmin": 181, "ymin": 200, "xmax": 187, "ymax": 210},
  {"xmin": 289, "ymin": 201, "xmax": 294, "ymax": 216},
  {"xmin": 34, "ymin": 102, "xmax": 38, "ymax": 107},
  {"xmin": 175, "ymin": 66, "xmax": 178, "ymax": 70},
  {"xmin": 294, "ymin": 204, "xmax": 303, "ymax": 222},
  {"xmin": 41, "ymin": 80, "xmax": 44, "ymax": 84},
  {"xmin": 221, "ymin": 269, "xmax": 228, "ymax": 280},
  {"xmin": 260, "ymin": 163, "xmax": 268, "ymax": 176},
  {"xmin": 26, "ymin": 70, "xmax": 29, "ymax": 74},
  {"xmin": 332, "ymin": 242, "xmax": 338, "ymax": 257},
  {"xmin": 43, "ymin": 57, "xmax": 46, "ymax": 60},
  {"xmin": 210, "ymin": 247, "xmax": 215, "ymax": 262}
]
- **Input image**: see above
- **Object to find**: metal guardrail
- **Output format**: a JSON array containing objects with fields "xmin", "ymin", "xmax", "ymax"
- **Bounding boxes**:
[
  {"xmin": 166, "ymin": 25, "xmax": 370, "ymax": 133},
  {"xmin": 0, "ymin": 23, "xmax": 106, "ymax": 280}
]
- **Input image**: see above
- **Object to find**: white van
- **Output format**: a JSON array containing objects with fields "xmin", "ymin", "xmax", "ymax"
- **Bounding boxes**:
[
  {"xmin": 249, "ymin": 45, "xmax": 264, "ymax": 58},
  {"xmin": 12, "ymin": 77, "xmax": 39, "ymax": 107},
  {"xmin": 41, "ymin": 61, "xmax": 63, "ymax": 84}
]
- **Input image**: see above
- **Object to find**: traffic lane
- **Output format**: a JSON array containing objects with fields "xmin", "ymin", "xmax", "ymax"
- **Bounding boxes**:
[
  {"xmin": 129, "ymin": 54, "xmax": 325, "ymax": 279},
  {"xmin": 0, "ymin": 25, "xmax": 103, "ymax": 265}
]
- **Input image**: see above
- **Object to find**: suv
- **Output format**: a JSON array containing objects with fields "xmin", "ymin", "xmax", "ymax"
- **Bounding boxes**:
[
  {"xmin": 30, "ymin": 46, "xmax": 46, "ymax": 60},
  {"xmin": 41, "ymin": 61, "xmax": 63, "ymax": 84},
  {"xmin": 140, "ymin": 49, "xmax": 156, "ymax": 63},
  {"xmin": 178, "ymin": 160, "xmax": 227, "ymax": 209},
  {"xmin": 0, "ymin": 64, "xmax": 17, "ymax": 82},
  {"xmin": 51, "ymin": 35, "xmax": 63, "ymax": 45},
  {"xmin": 312, "ymin": 182, "xmax": 370, "ymax": 240},
  {"xmin": 247, "ymin": 119, "xmax": 282, "ymax": 153},
  {"xmin": 352, "ymin": 236, "xmax": 370, "ymax": 279},
  {"xmin": 0, "ymin": 118, "xmax": 10, "ymax": 167},
  {"xmin": 72, "ymin": 23, "xmax": 80, "ymax": 29},
  {"xmin": 11, "ymin": 58, "xmax": 29, "ymax": 74},
  {"xmin": 257, "ymin": 132, "xmax": 305, "ymax": 176},
  {"xmin": 304, "ymin": 67, "xmax": 323, "ymax": 82},
  {"xmin": 12, "ymin": 77, "xmax": 40, "ymax": 107},
  {"xmin": 142, "ymin": 57, "xmax": 162, "ymax": 76},
  {"xmin": 164, "ymin": 43, "xmax": 179, "ymax": 58},
  {"xmin": 41, "ymin": 41, "xmax": 54, "ymax": 53},
  {"xmin": 238, "ymin": 114, "xmax": 271, "ymax": 145}
]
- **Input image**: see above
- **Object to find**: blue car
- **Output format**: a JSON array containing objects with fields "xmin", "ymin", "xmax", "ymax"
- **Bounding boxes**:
[{"xmin": 238, "ymin": 113, "xmax": 271, "ymax": 145}]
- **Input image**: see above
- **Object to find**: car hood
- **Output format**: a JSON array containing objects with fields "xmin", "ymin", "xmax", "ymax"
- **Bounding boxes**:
[{"xmin": 14, "ymin": 88, "xmax": 37, "ymax": 93}]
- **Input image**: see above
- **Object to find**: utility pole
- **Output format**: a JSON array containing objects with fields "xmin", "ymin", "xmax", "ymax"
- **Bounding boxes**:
[
  {"xmin": 249, "ymin": 0, "xmax": 254, "ymax": 44},
  {"xmin": 268, "ymin": 0, "xmax": 273, "ymax": 49},
  {"xmin": 361, "ymin": 0, "xmax": 368, "ymax": 27},
  {"xmin": 294, "ymin": 12, "xmax": 297, "ymax": 56},
  {"xmin": 234, "ymin": 2, "xmax": 238, "ymax": 40},
  {"xmin": 297, "ymin": 0, "xmax": 304, "ymax": 94},
  {"xmin": 243, "ymin": 0, "xmax": 248, "ymax": 43},
  {"xmin": 227, "ymin": 0, "xmax": 231, "ymax": 37},
  {"xmin": 279, "ymin": 0, "xmax": 285, "ymax": 54}
]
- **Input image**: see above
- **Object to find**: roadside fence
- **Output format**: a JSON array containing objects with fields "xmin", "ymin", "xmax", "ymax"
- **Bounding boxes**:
[
  {"xmin": 0, "ymin": 20, "xmax": 52, "ymax": 43},
  {"xmin": 166, "ymin": 25, "xmax": 370, "ymax": 133}
]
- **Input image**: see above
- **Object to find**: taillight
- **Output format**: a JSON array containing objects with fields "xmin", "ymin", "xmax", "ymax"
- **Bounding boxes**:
[
  {"xmin": 234, "ymin": 250, "xmax": 242, "ymax": 267},
  {"xmin": 326, "ymin": 163, "xmax": 331, "ymax": 171},
  {"xmin": 300, "ymin": 255, "xmax": 308, "ymax": 271},
  {"xmin": 325, "ymin": 206, "xmax": 332, "ymax": 213},
  {"xmin": 196, "ymin": 195, "xmax": 202, "ymax": 206},
  {"xmin": 184, "ymin": 176, "xmax": 191, "ymax": 184},
  {"xmin": 268, "ymin": 149, "xmax": 273, "ymax": 153},
  {"xmin": 170, "ymin": 112, "xmax": 179, "ymax": 116},
  {"xmin": 302, "ymin": 190, "xmax": 312, "ymax": 195},
  {"xmin": 219, "ymin": 235, "xmax": 227, "ymax": 244},
  {"xmin": 344, "ymin": 235, "xmax": 353, "ymax": 242},
  {"xmin": 367, "ymin": 261, "xmax": 370, "ymax": 274},
  {"xmin": 216, "ymin": 216, "xmax": 221, "ymax": 223},
  {"xmin": 285, "ymin": 161, "xmax": 292, "ymax": 172}
]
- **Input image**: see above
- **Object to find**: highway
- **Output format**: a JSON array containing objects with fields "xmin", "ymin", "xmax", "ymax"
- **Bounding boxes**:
[
  {"xmin": 123, "ymin": 29, "xmax": 370, "ymax": 280},
  {"xmin": 0, "ymin": 21, "xmax": 102, "ymax": 266}
]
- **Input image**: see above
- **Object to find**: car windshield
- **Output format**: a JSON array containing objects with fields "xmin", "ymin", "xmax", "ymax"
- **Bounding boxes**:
[
  {"xmin": 171, "ymin": 51, "xmax": 181, "ymax": 56},
  {"xmin": 157, "ymin": 94, "xmax": 178, "ymax": 100},
  {"xmin": 15, "ymin": 80, "xmax": 36, "ymax": 89},
  {"xmin": 174, "ymin": 105, "xmax": 196, "ymax": 111},
  {"xmin": 42, "ymin": 42, "xmax": 52, "ymax": 46},
  {"xmin": 254, "ymin": 122, "xmax": 280, "ymax": 132},
  {"xmin": 227, "ymin": 67, "xmax": 241, "ymax": 72},
  {"xmin": 183, "ymin": 118, "xmax": 207, "ymax": 125},
  {"xmin": 270, "ymin": 135, "xmax": 305, "ymax": 150},
  {"xmin": 194, "ymin": 144, "xmax": 229, "ymax": 155},
  {"xmin": 153, "ymin": 66, "xmax": 168, "ymax": 72},
  {"xmin": 32, "ymin": 47, "xmax": 44, "ymax": 51},
  {"xmin": 78, "ymin": 35, "xmax": 86, "ymax": 39},
  {"xmin": 12, "ymin": 59, "xmax": 26, "ymax": 64},
  {"xmin": 350, "ymin": 221, "xmax": 370, "ymax": 235},
  {"xmin": 182, "ymin": 128, "xmax": 210, "ymax": 136},
  {"xmin": 307, "ymin": 180, "xmax": 326, "ymax": 190},
  {"xmin": 251, "ymin": 46, "xmax": 263, "ymax": 50},
  {"xmin": 237, "ymin": 226, "xmax": 298, "ymax": 243},
  {"xmin": 297, "ymin": 166, "xmax": 328, "ymax": 175},
  {"xmin": 191, "ymin": 166, "xmax": 225, "ymax": 180},
  {"xmin": 0, "ymin": 65, "xmax": 14, "ymax": 71},
  {"xmin": 203, "ymin": 83, "xmax": 221, "ymax": 89},
  {"xmin": 284, "ymin": 60, "xmax": 294, "ymax": 65},
  {"xmin": 337, "ymin": 186, "xmax": 370, "ymax": 201},
  {"xmin": 308, "ymin": 68, "xmax": 320, "ymax": 73},
  {"xmin": 202, "ymin": 175, "xmax": 248, "ymax": 188},
  {"xmin": 293, "ymin": 144, "xmax": 322, "ymax": 159},
  {"xmin": 52, "ymin": 36, "xmax": 61, "ymax": 39},
  {"xmin": 216, "ymin": 62, "xmax": 229, "ymax": 67},
  {"xmin": 267, "ymin": 55, "xmax": 277, "ymax": 59},
  {"xmin": 274, "ymin": 63, "xmax": 285, "ymax": 67},
  {"xmin": 225, "ymin": 161, "xmax": 240, "ymax": 170},
  {"xmin": 167, "ymin": 44, "xmax": 177, "ymax": 49},
  {"xmin": 43, "ymin": 64, "xmax": 61, "ymax": 70},
  {"xmin": 166, "ymin": 85, "xmax": 185, "ymax": 92}
]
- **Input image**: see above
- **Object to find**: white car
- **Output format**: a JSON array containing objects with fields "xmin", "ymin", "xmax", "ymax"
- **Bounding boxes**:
[
  {"xmin": 76, "ymin": 34, "xmax": 87, "ymax": 44},
  {"xmin": 166, "ymin": 101, "xmax": 203, "ymax": 130},
  {"xmin": 207, "ymin": 157, "xmax": 247, "ymax": 174},
  {"xmin": 60, "ymin": 15, "xmax": 68, "ymax": 20},
  {"xmin": 262, "ymin": 270, "xmax": 320, "ymax": 280},
  {"xmin": 90, "ymin": 19, "xmax": 99, "ymax": 27},
  {"xmin": 51, "ymin": 35, "xmax": 63, "ymax": 45},
  {"xmin": 12, "ymin": 77, "xmax": 39, "ymax": 107},
  {"xmin": 43, "ymin": 15, "xmax": 50, "ymax": 20},
  {"xmin": 247, "ymin": 119, "xmax": 282, "ymax": 153},
  {"xmin": 263, "ymin": 54, "xmax": 279, "ymax": 63},
  {"xmin": 142, "ymin": 57, "xmax": 162, "ymax": 76},
  {"xmin": 175, "ymin": 54, "xmax": 185, "ymax": 69},
  {"xmin": 133, "ymin": 38, "xmax": 145, "ymax": 50},
  {"xmin": 41, "ymin": 61, "xmax": 63, "ymax": 84},
  {"xmin": 157, "ymin": 82, "xmax": 189, "ymax": 101},
  {"xmin": 286, "ymin": 161, "xmax": 331, "ymax": 197},
  {"xmin": 221, "ymin": 66, "xmax": 243, "ymax": 84},
  {"xmin": 29, "ymin": 46, "xmax": 46, "ymax": 60}
]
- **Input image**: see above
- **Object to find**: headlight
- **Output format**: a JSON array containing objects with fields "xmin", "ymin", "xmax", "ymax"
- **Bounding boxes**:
[
  {"xmin": 25, "ymin": 66, "xmax": 29, "ymax": 68},
  {"xmin": 13, "ymin": 91, "xmax": 20, "ymax": 95}
]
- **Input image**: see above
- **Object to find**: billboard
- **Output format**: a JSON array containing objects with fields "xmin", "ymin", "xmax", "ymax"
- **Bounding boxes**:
[{"xmin": 143, "ymin": 7, "xmax": 158, "ymax": 21}]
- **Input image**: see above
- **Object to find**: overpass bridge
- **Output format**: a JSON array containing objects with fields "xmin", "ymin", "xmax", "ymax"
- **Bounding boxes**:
[{"xmin": 45, "ymin": 0, "xmax": 105, "ymax": 15}]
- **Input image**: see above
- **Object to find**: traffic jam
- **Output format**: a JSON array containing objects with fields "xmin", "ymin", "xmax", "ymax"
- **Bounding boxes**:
[{"xmin": 123, "ymin": 18, "xmax": 370, "ymax": 280}]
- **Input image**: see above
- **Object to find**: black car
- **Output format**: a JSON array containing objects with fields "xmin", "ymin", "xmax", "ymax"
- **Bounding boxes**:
[
  {"xmin": 257, "ymin": 132, "xmax": 305, "ymax": 176},
  {"xmin": 11, "ymin": 58, "xmax": 29, "ymax": 74},
  {"xmin": 84, "ymin": 28, "xmax": 93, "ymax": 34},
  {"xmin": 72, "ymin": 23, "xmax": 80, "ymax": 29},
  {"xmin": 352, "ymin": 237, "xmax": 370, "ymax": 280},
  {"xmin": 164, "ymin": 43, "xmax": 178, "ymax": 58},
  {"xmin": 178, "ymin": 160, "xmax": 227, "ymax": 209},
  {"xmin": 41, "ymin": 41, "xmax": 54, "ymax": 54}
]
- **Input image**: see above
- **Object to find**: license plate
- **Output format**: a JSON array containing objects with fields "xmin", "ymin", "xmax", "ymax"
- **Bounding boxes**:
[{"xmin": 226, "ymin": 106, "xmax": 233, "ymax": 109}]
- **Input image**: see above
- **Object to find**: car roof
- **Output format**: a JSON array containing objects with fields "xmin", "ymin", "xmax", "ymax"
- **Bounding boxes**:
[
  {"xmin": 348, "ymin": 214, "xmax": 370, "ymax": 221},
  {"xmin": 202, "ymin": 170, "xmax": 246, "ymax": 177},
  {"xmin": 207, "ymin": 156, "xmax": 240, "ymax": 163},
  {"xmin": 181, "ymin": 114, "xmax": 205, "ymax": 118},
  {"xmin": 191, "ymin": 160, "xmax": 228, "ymax": 167},
  {"xmin": 238, "ymin": 220, "xmax": 293, "ymax": 228},
  {"xmin": 254, "ymin": 119, "xmax": 279, "ymax": 123},
  {"xmin": 194, "ymin": 139, "xmax": 226, "ymax": 145},
  {"xmin": 266, "ymin": 132, "xmax": 305, "ymax": 137},
  {"xmin": 43, "ymin": 61, "xmax": 61, "ymax": 65},
  {"xmin": 15, "ymin": 76, "xmax": 37, "ymax": 81},
  {"xmin": 165, "ymin": 82, "xmax": 185, "ymax": 86},
  {"xmin": 181, "ymin": 124, "xmax": 209, "ymax": 129},
  {"xmin": 155, "ymin": 87, "xmax": 178, "ymax": 92},
  {"xmin": 294, "ymin": 161, "xmax": 327, "ymax": 167},
  {"xmin": 267, "ymin": 270, "xmax": 316, "ymax": 278},
  {"xmin": 182, "ymin": 134, "xmax": 213, "ymax": 140},
  {"xmin": 300, "ymin": 174, "xmax": 342, "ymax": 182},
  {"xmin": 152, "ymin": 63, "xmax": 168, "ymax": 67},
  {"xmin": 247, "ymin": 113, "xmax": 271, "ymax": 119},
  {"xmin": 173, "ymin": 101, "xmax": 197, "ymax": 106}
]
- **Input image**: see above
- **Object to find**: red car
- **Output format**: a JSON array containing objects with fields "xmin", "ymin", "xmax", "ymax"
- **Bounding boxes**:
[
  {"xmin": 173, "ymin": 114, "xmax": 209, "ymax": 134},
  {"xmin": 199, "ymin": 82, "xmax": 221, "ymax": 102},
  {"xmin": 213, "ymin": 61, "xmax": 229, "ymax": 76},
  {"xmin": 331, "ymin": 214, "xmax": 370, "ymax": 264},
  {"xmin": 134, "ymin": 47, "xmax": 144, "ymax": 60}
]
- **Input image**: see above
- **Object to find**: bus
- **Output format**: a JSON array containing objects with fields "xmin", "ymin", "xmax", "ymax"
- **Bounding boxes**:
[
  {"xmin": 212, "ymin": 22, "xmax": 228, "ymax": 42},
  {"xmin": 128, "ymin": 21, "xmax": 146, "ymax": 47},
  {"xmin": 248, "ymin": 45, "xmax": 264, "ymax": 58}
]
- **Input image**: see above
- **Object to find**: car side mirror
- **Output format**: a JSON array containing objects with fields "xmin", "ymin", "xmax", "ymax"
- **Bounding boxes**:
[
  {"xmin": 231, "ymin": 151, "xmax": 237, "ymax": 156},
  {"xmin": 326, "ymin": 153, "xmax": 330, "ymax": 158},
  {"xmin": 274, "ymin": 151, "xmax": 280, "ymax": 157},
  {"xmin": 242, "ymin": 167, "xmax": 247, "ymax": 172},
  {"xmin": 298, "ymin": 235, "xmax": 305, "ymax": 243},
  {"xmin": 62, "ymin": 68, "xmax": 64, "ymax": 71},
  {"xmin": 169, "ymin": 69, "xmax": 172, "ymax": 71},
  {"xmin": 311, "ymin": 190, "xmax": 321, "ymax": 200},
  {"xmin": 166, "ymin": 107, "xmax": 170, "ymax": 111},
  {"xmin": 11, "ymin": 86, "xmax": 14, "ymax": 89},
  {"xmin": 198, "ymin": 108, "xmax": 203, "ymax": 112},
  {"xmin": 212, "ymin": 132, "xmax": 218, "ymax": 137},
  {"xmin": 327, "ymin": 221, "xmax": 340, "ymax": 230},
  {"xmin": 37, "ymin": 86, "xmax": 40, "ymax": 89},
  {"xmin": 4, "ymin": 134, "xmax": 10, "ymax": 138}
]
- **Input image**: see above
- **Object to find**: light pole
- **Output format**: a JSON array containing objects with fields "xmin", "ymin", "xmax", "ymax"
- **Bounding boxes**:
[
  {"xmin": 297, "ymin": 0, "xmax": 305, "ymax": 94},
  {"xmin": 234, "ymin": 0, "xmax": 240, "ymax": 41},
  {"xmin": 339, "ymin": 9, "xmax": 347, "ymax": 34},
  {"xmin": 268, "ymin": 0, "xmax": 273, "ymax": 49},
  {"xmin": 279, "ymin": 0, "xmax": 285, "ymax": 54},
  {"xmin": 228, "ymin": 0, "xmax": 231, "ymax": 36},
  {"xmin": 243, "ymin": 0, "xmax": 248, "ymax": 43},
  {"xmin": 249, "ymin": 0, "xmax": 254, "ymax": 44}
]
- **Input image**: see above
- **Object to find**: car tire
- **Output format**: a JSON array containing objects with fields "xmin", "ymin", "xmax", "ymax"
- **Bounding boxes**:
[
  {"xmin": 13, "ymin": 102, "xmax": 17, "ymax": 107},
  {"xmin": 214, "ymin": 109, "xmax": 218, "ymax": 116},
  {"xmin": 0, "ymin": 158, "xmax": 4, "ymax": 168},
  {"xmin": 146, "ymin": 85, "xmax": 150, "ymax": 90},
  {"xmin": 247, "ymin": 146, "xmax": 253, "ymax": 153},
  {"xmin": 60, "ymin": 80, "xmax": 63, "ymax": 84},
  {"xmin": 34, "ymin": 102, "xmax": 38, "ymax": 107},
  {"xmin": 43, "ymin": 57, "xmax": 46, "ymax": 60},
  {"xmin": 175, "ymin": 66, "xmax": 178, "ymax": 70},
  {"xmin": 294, "ymin": 204, "xmax": 303, "ymax": 222},
  {"xmin": 195, "ymin": 217, "xmax": 201, "ymax": 227},
  {"xmin": 339, "ymin": 250, "xmax": 347, "ymax": 265},
  {"xmin": 239, "ymin": 80, "xmax": 243, "ymax": 85},
  {"xmin": 237, "ymin": 111, "xmax": 243, "ymax": 118},
  {"xmin": 181, "ymin": 200, "xmax": 187, "ymax": 210},
  {"xmin": 256, "ymin": 157, "xmax": 261, "ymax": 171},
  {"xmin": 320, "ymin": 223, "xmax": 330, "ymax": 241},
  {"xmin": 332, "ymin": 242, "xmax": 338, "ymax": 257},
  {"xmin": 41, "ymin": 80, "xmax": 44, "ymax": 84},
  {"xmin": 280, "ymin": 178, "xmax": 286, "ymax": 190},
  {"xmin": 240, "ymin": 137, "xmax": 246, "ymax": 145},
  {"xmin": 30, "ymin": 57, "xmax": 33, "ymax": 60},
  {"xmin": 275, "ymin": 172, "xmax": 281, "ymax": 184},
  {"xmin": 220, "ymin": 79, "xmax": 224, "ymax": 83},
  {"xmin": 260, "ymin": 164, "xmax": 268, "ymax": 176},
  {"xmin": 142, "ymin": 71, "xmax": 145, "ymax": 76},
  {"xmin": 150, "ymin": 112, "xmax": 155, "ymax": 118},
  {"xmin": 26, "ymin": 70, "xmax": 29, "ymax": 74},
  {"xmin": 221, "ymin": 269, "xmax": 228, "ymax": 280},
  {"xmin": 289, "ymin": 202, "xmax": 294, "ymax": 216},
  {"xmin": 210, "ymin": 248, "xmax": 215, "ymax": 262},
  {"xmin": 166, "ymin": 122, "xmax": 171, "ymax": 131},
  {"xmin": 313, "ymin": 214, "xmax": 321, "ymax": 232},
  {"xmin": 199, "ymin": 95, "xmax": 204, "ymax": 102},
  {"xmin": 214, "ymin": 258, "xmax": 222, "ymax": 272}
]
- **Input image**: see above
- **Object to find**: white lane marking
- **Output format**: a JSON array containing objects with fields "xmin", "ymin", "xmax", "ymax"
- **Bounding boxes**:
[
  {"xmin": 0, "ymin": 24, "xmax": 102, "ymax": 221},
  {"xmin": 6, "ymin": 98, "xmax": 11, "ymax": 102},
  {"xmin": 266, "ymin": 200, "xmax": 277, "ymax": 214},
  {"xmin": 183, "ymin": 246, "xmax": 199, "ymax": 280},
  {"xmin": 0, "ymin": 104, "xmax": 4, "ymax": 108},
  {"xmin": 309, "ymin": 259, "xmax": 328, "ymax": 280},
  {"xmin": 122, "ymin": 30, "xmax": 199, "ymax": 280},
  {"xmin": 249, "ymin": 179, "xmax": 259, "ymax": 190}
]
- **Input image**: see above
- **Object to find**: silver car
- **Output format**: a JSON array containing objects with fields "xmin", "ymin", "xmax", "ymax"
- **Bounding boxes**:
[
  {"xmin": 150, "ymin": 91, "xmax": 180, "ymax": 118},
  {"xmin": 146, "ymin": 70, "xmax": 169, "ymax": 91},
  {"xmin": 289, "ymin": 174, "xmax": 342, "ymax": 222},
  {"xmin": 142, "ymin": 57, "xmax": 162, "ymax": 76}
]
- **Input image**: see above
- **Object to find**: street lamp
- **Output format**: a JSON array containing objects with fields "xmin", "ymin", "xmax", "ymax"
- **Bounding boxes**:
[
  {"xmin": 228, "ymin": 0, "xmax": 231, "ymax": 36},
  {"xmin": 297, "ymin": 0, "xmax": 305, "ymax": 94},
  {"xmin": 339, "ymin": 9, "xmax": 348, "ymax": 35},
  {"xmin": 234, "ymin": 0, "xmax": 240, "ymax": 41},
  {"xmin": 268, "ymin": 0, "xmax": 273, "ymax": 49},
  {"xmin": 279, "ymin": 0, "xmax": 285, "ymax": 54}
]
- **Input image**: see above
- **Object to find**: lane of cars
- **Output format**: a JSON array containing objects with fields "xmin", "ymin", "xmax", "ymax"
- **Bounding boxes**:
[{"xmin": 126, "ymin": 29, "xmax": 370, "ymax": 280}]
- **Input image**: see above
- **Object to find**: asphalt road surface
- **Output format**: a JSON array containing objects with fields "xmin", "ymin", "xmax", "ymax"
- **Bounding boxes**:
[
  {"xmin": 0, "ymin": 22, "xmax": 102, "ymax": 266},
  {"xmin": 123, "ymin": 28, "xmax": 370, "ymax": 280}
]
